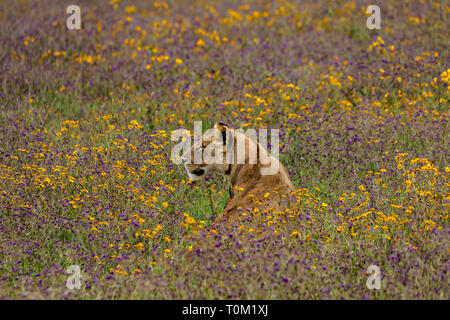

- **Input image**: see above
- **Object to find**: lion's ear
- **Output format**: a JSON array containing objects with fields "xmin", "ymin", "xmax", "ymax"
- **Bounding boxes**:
[
  {"xmin": 214, "ymin": 121, "xmax": 229, "ymax": 145},
  {"xmin": 214, "ymin": 121, "xmax": 228, "ymax": 130}
]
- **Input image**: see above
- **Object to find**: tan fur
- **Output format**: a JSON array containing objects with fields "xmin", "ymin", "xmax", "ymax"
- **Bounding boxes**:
[{"xmin": 181, "ymin": 122, "xmax": 295, "ymax": 227}]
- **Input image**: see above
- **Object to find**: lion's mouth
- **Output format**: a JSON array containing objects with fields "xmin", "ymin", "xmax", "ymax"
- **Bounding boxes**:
[
  {"xmin": 183, "ymin": 163, "xmax": 206, "ymax": 181},
  {"xmin": 192, "ymin": 168, "xmax": 205, "ymax": 176}
]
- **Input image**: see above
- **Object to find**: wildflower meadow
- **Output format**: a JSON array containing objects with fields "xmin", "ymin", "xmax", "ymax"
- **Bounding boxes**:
[{"xmin": 0, "ymin": 0, "xmax": 448, "ymax": 299}]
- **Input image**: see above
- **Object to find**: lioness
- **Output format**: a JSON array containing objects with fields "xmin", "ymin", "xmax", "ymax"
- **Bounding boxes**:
[{"xmin": 181, "ymin": 122, "xmax": 295, "ymax": 227}]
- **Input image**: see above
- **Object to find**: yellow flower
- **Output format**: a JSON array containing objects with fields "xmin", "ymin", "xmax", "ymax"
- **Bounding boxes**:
[
  {"xmin": 183, "ymin": 214, "xmax": 196, "ymax": 224},
  {"xmin": 162, "ymin": 202, "xmax": 168, "ymax": 208},
  {"xmin": 175, "ymin": 58, "xmax": 183, "ymax": 65},
  {"xmin": 125, "ymin": 5, "xmax": 137, "ymax": 14},
  {"xmin": 196, "ymin": 38, "xmax": 205, "ymax": 46}
]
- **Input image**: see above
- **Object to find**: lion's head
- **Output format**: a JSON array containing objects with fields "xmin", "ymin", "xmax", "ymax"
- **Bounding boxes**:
[
  {"xmin": 181, "ymin": 121, "xmax": 233, "ymax": 181},
  {"xmin": 180, "ymin": 121, "xmax": 278, "ymax": 181}
]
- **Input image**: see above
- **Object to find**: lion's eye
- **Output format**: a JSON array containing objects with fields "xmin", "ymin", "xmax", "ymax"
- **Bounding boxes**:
[{"xmin": 196, "ymin": 144, "xmax": 205, "ymax": 152}]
